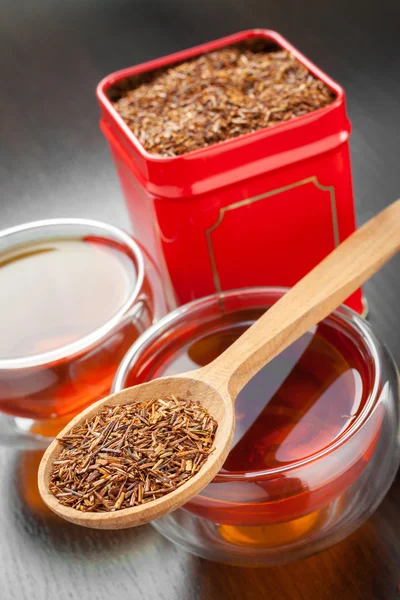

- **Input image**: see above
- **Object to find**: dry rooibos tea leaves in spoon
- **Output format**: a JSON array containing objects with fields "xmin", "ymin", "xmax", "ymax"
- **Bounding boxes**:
[{"xmin": 49, "ymin": 396, "xmax": 217, "ymax": 512}]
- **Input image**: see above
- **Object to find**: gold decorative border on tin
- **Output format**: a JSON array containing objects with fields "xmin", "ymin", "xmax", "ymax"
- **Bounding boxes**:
[{"xmin": 205, "ymin": 176, "xmax": 339, "ymax": 295}]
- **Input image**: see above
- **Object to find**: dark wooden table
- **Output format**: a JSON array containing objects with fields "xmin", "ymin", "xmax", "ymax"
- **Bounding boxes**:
[{"xmin": 1, "ymin": 1, "xmax": 399, "ymax": 598}]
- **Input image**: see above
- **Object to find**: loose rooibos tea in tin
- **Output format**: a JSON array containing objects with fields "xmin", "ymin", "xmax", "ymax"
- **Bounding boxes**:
[{"xmin": 113, "ymin": 47, "xmax": 335, "ymax": 156}]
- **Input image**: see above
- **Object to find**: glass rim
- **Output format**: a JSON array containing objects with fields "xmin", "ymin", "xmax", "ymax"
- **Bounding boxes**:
[
  {"xmin": 112, "ymin": 286, "xmax": 385, "ymax": 480},
  {"xmin": 0, "ymin": 217, "xmax": 145, "ymax": 370}
]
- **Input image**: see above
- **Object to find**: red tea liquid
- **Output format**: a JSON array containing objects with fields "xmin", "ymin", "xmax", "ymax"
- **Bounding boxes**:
[
  {"xmin": 0, "ymin": 236, "xmax": 152, "ymax": 419},
  {"xmin": 126, "ymin": 307, "xmax": 378, "ymax": 542},
  {"xmin": 148, "ymin": 309, "xmax": 368, "ymax": 469}
]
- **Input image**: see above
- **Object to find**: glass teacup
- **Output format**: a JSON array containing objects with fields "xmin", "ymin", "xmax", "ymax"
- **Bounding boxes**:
[{"xmin": 0, "ymin": 218, "xmax": 169, "ymax": 447}]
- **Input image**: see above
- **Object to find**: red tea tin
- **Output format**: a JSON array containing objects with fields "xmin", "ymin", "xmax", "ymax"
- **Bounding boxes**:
[{"xmin": 97, "ymin": 29, "xmax": 365, "ymax": 314}]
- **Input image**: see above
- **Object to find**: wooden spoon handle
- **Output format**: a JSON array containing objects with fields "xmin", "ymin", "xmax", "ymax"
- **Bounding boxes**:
[{"xmin": 203, "ymin": 199, "xmax": 400, "ymax": 399}]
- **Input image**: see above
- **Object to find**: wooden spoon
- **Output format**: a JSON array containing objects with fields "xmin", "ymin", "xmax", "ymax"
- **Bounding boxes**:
[{"xmin": 38, "ymin": 200, "xmax": 400, "ymax": 529}]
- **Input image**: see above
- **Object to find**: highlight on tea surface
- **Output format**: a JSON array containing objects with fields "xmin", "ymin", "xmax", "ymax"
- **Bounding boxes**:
[
  {"xmin": 112, "ymin": 46, "xmax": 335, "ymax": 156},
  {"xmin": 0, "ymin": 237, "xmax": 138, "ymax": 360},
  {"xmin": 49, "ymin": 396, "xmax": 218, "ymax": 512}
]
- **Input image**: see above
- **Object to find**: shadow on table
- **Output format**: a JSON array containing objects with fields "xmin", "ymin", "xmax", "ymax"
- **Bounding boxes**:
[{"xmin": 8, "ymin": 448, "xmax": 163, "ymax": 561}]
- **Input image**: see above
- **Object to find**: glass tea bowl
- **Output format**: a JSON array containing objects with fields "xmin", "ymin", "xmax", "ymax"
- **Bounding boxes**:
[
  {"xmin": 0, "ymin": 218, "xmax": 169, "ymax": 448},
  {"xmin": 112, "ymin": 287, "xmax": 400, "ymax": 566}
]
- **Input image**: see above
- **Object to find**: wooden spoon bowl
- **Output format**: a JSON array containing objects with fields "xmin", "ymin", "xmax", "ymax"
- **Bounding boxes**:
[{"xmin": 38, "ymin": 374, "xmax": 234, "ymax": 529}]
